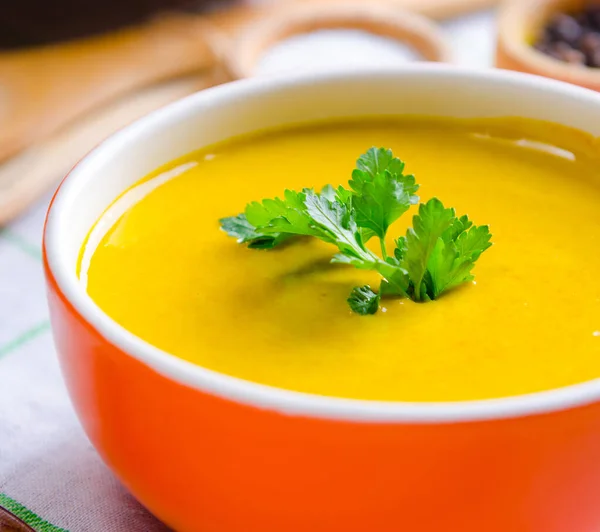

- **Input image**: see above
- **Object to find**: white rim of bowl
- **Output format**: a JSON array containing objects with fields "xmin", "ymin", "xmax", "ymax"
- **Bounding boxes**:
[{"xmin": 44, "ymin": 64, "xmax": 600, "ymax": 424}]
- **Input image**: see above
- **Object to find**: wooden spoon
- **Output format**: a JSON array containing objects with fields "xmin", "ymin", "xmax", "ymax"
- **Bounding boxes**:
[
  {"xmin": 0, "ymin": 70, "xmax": 227, "ymax": 226},
  {"xmin": 0, "ymin": 14, "xmax": 220, "ymax": 164}
]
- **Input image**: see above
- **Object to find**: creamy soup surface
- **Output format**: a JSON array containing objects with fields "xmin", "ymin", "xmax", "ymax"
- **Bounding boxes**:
[{"xmin": 82, "ymin": 118, "xmax": 600, "ymax": 401}]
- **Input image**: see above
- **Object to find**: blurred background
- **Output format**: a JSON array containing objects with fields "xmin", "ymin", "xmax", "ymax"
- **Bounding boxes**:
[
  {"xmin": 0, "ymin": 0, "xmax": 484, "ymax": 47},
  {"xmin": 1, "ymin": 0, "xmax": 214, "ymax": 47},
  {"xmin": 0, "ymin": 0, "xmax": 496, "ymax": 230}
]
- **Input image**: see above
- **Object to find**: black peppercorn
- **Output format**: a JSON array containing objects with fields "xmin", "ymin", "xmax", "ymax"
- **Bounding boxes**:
[
  {"xmin": 580, "ymin": 31, "xmax": 600, "ymax": 54},
  {"xmin": 533, "ymin": 3, "xmax": 600, "ymax": 68},
  {"xmin": 587, "ymin": 5, "xmax": 600, "ymax": 29},
  {"xmin": 588, "ymin": 49, "xmax": 600, "ymax": 67},
  {"xmin": 546, "ymin": 13, "xmax": 583, "ymax": 45}
]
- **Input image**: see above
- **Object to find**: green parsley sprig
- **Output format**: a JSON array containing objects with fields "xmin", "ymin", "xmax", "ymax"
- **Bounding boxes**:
[{"xmin": 220, "ymin": 147, "xmax": 492, "ymax": 315}]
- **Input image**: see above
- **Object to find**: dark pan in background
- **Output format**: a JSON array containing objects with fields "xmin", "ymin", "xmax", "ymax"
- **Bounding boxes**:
[{"xmin": 0, "ymin": 0, "xmax": 236, "ymax": 48}]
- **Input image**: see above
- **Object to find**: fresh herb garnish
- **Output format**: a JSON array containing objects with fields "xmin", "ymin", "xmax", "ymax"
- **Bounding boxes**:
[
  {"xmin": 219, "ymin": 213, "xmax": 293, "ymax": 249},
  {"xmin": 347, "ymin": 285, "xmax": 380, "ymax": 315},
  {"xmin": 220, "ymin": 147, "xmax": 492, "ymax": 314}
]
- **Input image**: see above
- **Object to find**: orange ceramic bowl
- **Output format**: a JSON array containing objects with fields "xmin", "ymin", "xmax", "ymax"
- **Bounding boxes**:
[{"xmin": 44, "ymin": 66, "xmax": 600, "ymax": 532}]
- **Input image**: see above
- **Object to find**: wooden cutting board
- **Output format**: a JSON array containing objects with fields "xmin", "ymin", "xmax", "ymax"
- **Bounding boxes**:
[
  {"xmin": 0, "ymin": 504, "xmax": 34, "ymax": 531},
  {"xmin": 0, "ymin": 0, "xmax": 499, "ymax": 226}
]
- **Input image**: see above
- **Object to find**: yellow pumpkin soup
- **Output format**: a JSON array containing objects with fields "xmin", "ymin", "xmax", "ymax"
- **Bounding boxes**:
[{"xmin": 81, "ymin": 118, "xmax": 600, "ymax": 401}]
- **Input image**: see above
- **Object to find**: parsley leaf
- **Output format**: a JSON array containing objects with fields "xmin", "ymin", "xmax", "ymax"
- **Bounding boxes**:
[
  {"xmin": 351, "ymin": 171, "xmax": 414, "ymax": 242},
  {"xmin": 400, "ymin": 198, "xmax": 456, "ymax": 301},
  {"xmin": 243, "ymin": 187, "xmax": 378, "ymax": 265},
  {"xmin": 354, "ymin": 147, "xmax": 408, "ymax": 178},
  {"xmin": 245, "ymin": 190, "xmax": 323, "ymax": 239},
  {"xmin": 428, "ymin": 223, "xmax": 492, "ymax": 298},
  {"xmin": 303, "ymin": 189, "xmax": 375, "ymax": 262},
  {"xmin": 348, "ymin": 148, "xmax": 419, "ymax": 252},
  {"xmin": 395, "ymin": 198, "xmax": 492, "ymax": 301},
  {"xmin": 347, "ymin": 285, "xmax": 380, "ymax": 315},
  {"xmin": 220, "ymin": 148, "xmax": 492, "ymax": 314},
  {"xmin": 219, "ymin": 214, "xmax": 292, "ymax": 249}
]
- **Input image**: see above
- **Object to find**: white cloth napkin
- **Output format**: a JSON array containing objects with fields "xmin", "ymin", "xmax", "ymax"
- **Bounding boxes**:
[{"xmin": 0, "ymin": 12, "xmax": 494, "ymax": 530}]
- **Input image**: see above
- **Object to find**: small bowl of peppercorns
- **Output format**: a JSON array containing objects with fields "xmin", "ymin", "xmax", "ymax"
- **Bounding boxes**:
[{"xmin": 497, "ymin": 0, "xmax": 600, "ymax": 92}]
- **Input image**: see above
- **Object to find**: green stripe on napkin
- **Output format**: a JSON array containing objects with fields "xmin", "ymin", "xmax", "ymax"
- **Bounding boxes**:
[
  {"xmin": 0, "ymin": 493, "xmax": 67, "ymax": 532},
  {"xmin": 0, "ymin": 321, "xmax": 51, "ymax": 361},
  {"xmin": 0, "ymin": 229, "xmax": 42, "ymax": 261}
]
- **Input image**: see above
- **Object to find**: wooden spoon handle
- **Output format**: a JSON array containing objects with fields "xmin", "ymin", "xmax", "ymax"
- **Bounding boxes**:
[
  {"xmin": 0, "ymin": 71, "xmax": 225, "ymax": 226},
  {"xmin": 0, "ymin": 14, "xmax": 219, "ymax": 163}
]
